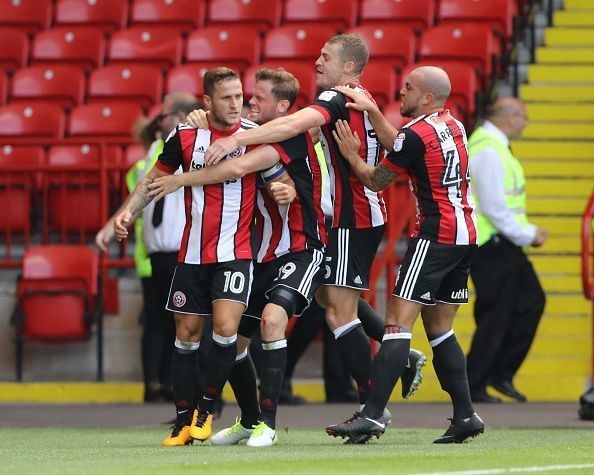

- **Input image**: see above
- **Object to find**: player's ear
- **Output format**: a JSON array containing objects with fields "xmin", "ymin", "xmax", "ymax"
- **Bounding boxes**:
[
  {"xmin": 343, "ymin": 60, "xmax": 355, "ymax": 75},
  {"xmin": 277, "ymin": 99, "xmax": 290, "ymax": 114}
]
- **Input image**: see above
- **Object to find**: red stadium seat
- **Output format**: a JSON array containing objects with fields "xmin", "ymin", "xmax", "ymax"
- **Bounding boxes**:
[
  {"xmin": 348, "ymin": 24, "xmax": 416, "ymax": 70},
  {"xmin": 10, "ymin": 65, "xmax": 86, "ymax": 108},
  {"xmin": 131, "ymin": 0, "xmax": 205, "ymax": 33},
  {"xmin": 0, "ymin": 103, "xmax": 65, "ymax": 139},
  {"xmin": 166, "ymin": 65, "xmax": 207, "ymax": 97},
  {"xmin": 401, "ymin": 61, "xmax": 479, "ymax": 119},
  {"xmin": 186, "ymin": 26, "xmax": 262, "ymax": 73},
  {"xmin": 360, "ymin": 0, "xmax": 435, "ymax": 31},
  {"xmin": 243, "ymin": 61, "xmax": 317, "ymax": 109},
  {"xmin": 31, "ymin": 27, "xmax": 106, "ymax": 69},
  {"xmin": 360, "ymin": 63, "xmax": 397, "ymax": 109},
  {"xmin": 419, "ymin": 24, "xmax": 497, "ymax": 78},
  {"xmin": 207, "ymin": 0, "xmax": 281, "ymax": 31},
  {"xmin": 13, "ymin": 245, "xmax": 103, "ymax": 381},
  {"xmin": 0, "ymin": 0, "xmax": 51, "ymax": 33},
  {"xmin": 0, "ymin": 28, "xmax": 29, "ymax": 71},
  {"xmin": 0, "ymin": 145, "xmax": 45, "ymax": 232},
  {"xmin": 88, "ymin": 64, "xmax": 164, "ymax": 108},
  {"xmin": 282, "ymin": 0, "xmax": 358, "ymax": 32},
  {"xmin": 46, "ymin": 144, "xmax": 122, "ymax": 233},
  {"xmin": 68, "ymin": 102, "xmax": 144, "ymax": 139},
  {"xmin": 55, "ymin": 0, "xmax": 129, "ymax": 31},
  {"xmin": 108, "ymin": 27, "xmax": 183, "ymax": 68},
  {"xmin": 263, "ymin": 25, "xmax": 328, "ymax": 63},
  {"xmin": 438, "ymin": 0, "xmax": 515, "ymax": 39}
]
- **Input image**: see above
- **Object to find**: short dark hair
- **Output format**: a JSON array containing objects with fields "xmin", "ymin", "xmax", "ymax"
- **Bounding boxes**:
[
  {"xmin": 203, "ymin": 67, "xmax": 240, "ymax": 96},
  {"xmin": 327, "ymin": 34, "xmax": 369, "ymax": 76},
  {"xmin": 255, "ymin": 68, "xmax": 300, "ymax": 108}
]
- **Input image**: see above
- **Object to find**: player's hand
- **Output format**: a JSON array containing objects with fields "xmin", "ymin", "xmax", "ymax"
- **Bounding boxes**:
[
  {"xmin": 335, "ymin": 86, "xmax": 379, "ymax": 114},
  {"xmin": 332, "ymin": 119, "xmax": 361, "ymax": 164},
  {"xmin": 148, "ymin": 175, "xmax": 182, "ymax": 202},
  {"xmin": 269, "ymin": 182, "xmax": 296, "ymax": 205},
  {"xmin": 95, "ymin": 224, "xmax": 114, "ymax": 252},
  {"xmin": 531, "ymin": 226, "xmax": 548, "ymax": 247},
  {"xmin": 114, "ymin": 211, "xmax": 133, "ymax": 241},
  {"xmin": 205, "ymin": 136, "xmax": 239, "ymax": 166},
  {"xmin": 186, "ymin": 109, "xmax": 209, "ymax": 129}
]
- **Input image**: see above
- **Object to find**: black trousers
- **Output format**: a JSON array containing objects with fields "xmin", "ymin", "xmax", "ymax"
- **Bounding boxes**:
[
  {"xmin": 466, "ymin": 236, "xmax": 545, "ymax": 390},
  {"xmin": 141, "ymin": 252, "xmax": 178, "ymax": 388}
]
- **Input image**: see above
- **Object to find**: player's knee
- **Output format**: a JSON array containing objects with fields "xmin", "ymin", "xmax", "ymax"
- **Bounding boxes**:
[{"xmin": 212, "ymin": 320, "xmax": 238, "ymax": 338}]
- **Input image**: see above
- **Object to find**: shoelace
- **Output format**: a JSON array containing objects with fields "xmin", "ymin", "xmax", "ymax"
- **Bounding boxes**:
[
  {"xmin": 342, "ymin": 412, "xmax": 362, "ymax": 425},
  {"xmin": 195, "ymin": 411, "xmax": 210, "ymax": 428},
  {"xmin": 170, "ymin": 424, "xmax": 185, "ymax": 437}
]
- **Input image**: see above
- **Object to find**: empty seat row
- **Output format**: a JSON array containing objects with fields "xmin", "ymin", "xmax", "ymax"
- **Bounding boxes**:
[
  {"xmin": 0, "ymin": 102, "xmax": 144, "ymax": 139},
  {"xmin": 1, "ymin": 22, "xmax": 498, "ymax": 82},
  {"xmin": 0, "ymin": 0, "xmax": 517, "ymax": 36}
]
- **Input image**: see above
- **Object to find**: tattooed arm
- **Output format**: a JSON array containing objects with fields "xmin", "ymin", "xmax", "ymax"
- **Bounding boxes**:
[
  {"xmin": 332, "ymin": 119, "xmax": 399, "ymax": 192},
  {"xmin": 113, "ymin": 165, "xmax": 170, "ymax": 241}
]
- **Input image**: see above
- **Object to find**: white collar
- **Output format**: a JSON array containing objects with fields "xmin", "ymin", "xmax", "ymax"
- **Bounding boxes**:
[{"xmin": 482, "ymin": 120, "xmax": 510, "ymax": 147}]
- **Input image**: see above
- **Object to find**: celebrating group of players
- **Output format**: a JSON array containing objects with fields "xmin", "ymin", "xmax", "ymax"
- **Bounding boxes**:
[{"xmin": 114, "ymin": 32, "xmax": 484, "ymax": 447}]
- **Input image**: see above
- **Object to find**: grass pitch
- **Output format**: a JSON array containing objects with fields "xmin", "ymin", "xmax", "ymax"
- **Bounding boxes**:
[{"xmin": 2, "ymin": 427, "xmax": 594, "ymax": 475}]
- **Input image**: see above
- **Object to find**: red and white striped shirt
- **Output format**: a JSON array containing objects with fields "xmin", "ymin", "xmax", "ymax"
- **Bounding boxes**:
[
  {"xmin": 310, "ymin": 83, "xmax": 387, "ymax": 229},
  {"xmin": 382, "ymin": 110, "xmax": 477, "ymax": 245},
  {"xmin": 155, "ymin": 119, "xmax": 258, "ymax": 264}
]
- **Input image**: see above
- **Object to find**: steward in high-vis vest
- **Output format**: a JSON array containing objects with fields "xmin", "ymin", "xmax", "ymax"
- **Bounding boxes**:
[{"xmin": 465, "ymin": 97, "xmax": 547, "ymax": 405}]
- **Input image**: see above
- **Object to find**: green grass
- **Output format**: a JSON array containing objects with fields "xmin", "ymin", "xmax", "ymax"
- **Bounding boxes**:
[{"xmin": 2, "ymin": 427, "xmax": 594, "ymax": 475}]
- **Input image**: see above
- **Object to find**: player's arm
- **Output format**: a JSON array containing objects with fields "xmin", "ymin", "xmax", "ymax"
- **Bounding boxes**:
[
  {"xmin": 332, "ymin": 119, "xmax": 398, "ymax": 192},
  {"xmin": 147, "ymin": 144, "xmax": 283, "ymax": 201},
  {"xmin": 113, "ymin": 165, "xmax": 170, "ymax": 241},
  {"xmin": 262, "ymin": 166, "xmax": 297, "ymax": 206},
  {"xmin": 204, "ymin": 108, "xmax": 327, "ymax": 165},
  {"xmin": 335, "ymin": 86, "xmax": 398, "ymax": 151}
]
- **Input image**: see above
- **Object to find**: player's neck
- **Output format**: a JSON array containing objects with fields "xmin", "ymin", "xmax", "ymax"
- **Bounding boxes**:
[{"xmin": 209, "ymin": 119, "xmax": 240, "ymax": 133}]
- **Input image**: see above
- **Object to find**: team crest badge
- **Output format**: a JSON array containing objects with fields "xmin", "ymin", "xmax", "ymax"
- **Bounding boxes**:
[
  {"xmin": 229, "ymin": 148, "xmax": 242, "ymax": 158},
  {"xmin": 172, "ymin": 291, "xmax": 186, "ymax": 308}
]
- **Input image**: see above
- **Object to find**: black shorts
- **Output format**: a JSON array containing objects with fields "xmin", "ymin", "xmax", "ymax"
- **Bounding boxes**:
[
  {"xmin": 166, "ymin": 260, "xmax": 253, "ymax": 315},
  {"xmin": 324, "ymin": 225, "xmax": 385, "ymax": 290},
  {"xmin": 243, "ymin": 249, "xmax": 325, "ymax": 321},
  {"xmin": 393, "ymin": 237, "xmax": 476, "ymax": 305}
]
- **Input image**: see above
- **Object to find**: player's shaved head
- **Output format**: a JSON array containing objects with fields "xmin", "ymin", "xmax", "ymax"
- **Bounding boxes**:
[{"xmin": 412, "ymin": 66, "xmax": 451, "ymax": 106}]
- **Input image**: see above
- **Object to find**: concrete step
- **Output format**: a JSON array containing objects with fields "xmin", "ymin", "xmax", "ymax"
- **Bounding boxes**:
[
  {"xmin": 520, "ymin": 84, "xmax": 594, "ymax": 102},
  {"xmin": 545, "ymin": 28, "xmax": 594, "ymax": 47},
  {"xmin": 525, "ymin": 178, "xmax": 593, "ymax": 198},
  {"xmin": 522, "ymin": 122, "xmax": 594, "ymax": 139},
  {"xmin": 564, "ymin": 0, "xmax": 594, "ymax": 9},
  {"xmin": 528, "ymin": 64, "xmax": 594, "ymax": 84},
  {"xmin": 530, "ymin": 254, "xmax": 581, "ymax": 273},
  {"xmin": 536, "ymin": 47, "xmax": 594, "ymax": 63},
  {"xmin": 512, "ymin": 140, "xmax": 594, "ymax": 160},
  {"xmin": 524, "ymin": 161, "xmax": 594, "ymax": 178},
  {"xmin": 530, "ymin": 215, "xmax": 580, "ymax": 233},
  {"xmin": 554, "ymin": 10, "xmax": 594, "ymax": 27},
  {"xmin": 531, "ymin": 235, "xmax": 585, "ymax": 253},
  {"xmin": 525, "ymin": 102, "xmax": 594, "ymax": 121},
  {"xmin": 527, "ymin": 196, "xmax": 589, "ymax": 214}
]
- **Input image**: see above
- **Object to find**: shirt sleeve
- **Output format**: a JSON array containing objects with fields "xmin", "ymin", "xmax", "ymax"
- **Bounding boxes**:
[
  {"xmin": 310, "ymin": 89, "xmax": 348, "ymax": 125},
  {"xmin": 382, "ymin": 128, "xmax": 425, "ymax": 172},
  {"xmin": 155, "ymin": 127, "xmax": 183, "ymax": 173},
  {"xmin": 470, "ymin": 146, "xmax": 537, "ymax": 247}
]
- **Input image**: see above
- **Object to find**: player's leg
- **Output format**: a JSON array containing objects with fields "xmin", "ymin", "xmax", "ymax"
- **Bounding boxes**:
[
  {"xmin": 192, "ymin": 260, "xmax": 253, "ymax": 442},
  {"xmin": 162, "ymin": 263, "xmax": 209, "ymax": 446}
]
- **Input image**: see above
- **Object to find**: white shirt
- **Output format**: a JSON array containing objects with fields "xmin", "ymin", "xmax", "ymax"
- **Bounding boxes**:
[{"xmin": 469, "ymin": 120, "xmax": 536, "ymax": 247}]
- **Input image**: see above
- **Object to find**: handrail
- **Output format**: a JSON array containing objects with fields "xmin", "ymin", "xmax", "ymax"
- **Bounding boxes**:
[{"xmin": 581, "ymin": 187, "xmax": 594, "ymax": 301}]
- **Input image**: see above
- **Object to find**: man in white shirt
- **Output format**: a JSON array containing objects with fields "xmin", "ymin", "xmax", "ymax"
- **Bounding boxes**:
[{"xmin": 466, "ymin": 97, "xmax": 547, "ymax": 403}]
